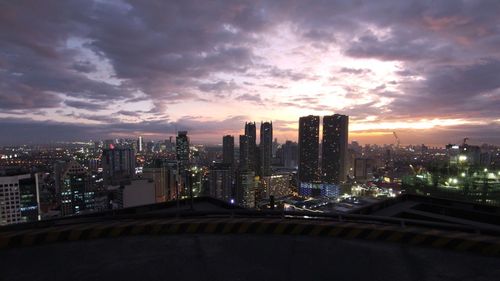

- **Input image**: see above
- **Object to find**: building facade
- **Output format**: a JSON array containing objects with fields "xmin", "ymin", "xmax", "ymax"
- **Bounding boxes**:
[
  {"xmin": 0, "ymin": 174, "xmax": 37, "ymax": 225},
  {"xmin": 245, "ymin": 122, "xmax": 257, "ymax": 171},
  {"xmin": 283, "ymin": 141, "xmax": 299, "ymax": 169},
  {"xmin": 260, "ymin": 121, "xmax": 273, "ymax": 176},
  {"xmin": 58, "ymin": 160, "xmax": 95, "ymax": 216},
  {"xmin": 176, "ymin": 131, "xmax": 190, "ymax": 170},
  {"xmin": 143, "ymin": 159, "xmax": 179, "ymax": 202},
  {"xmin": 102, "ymin": 147, "xmax": 136, "ymax": 185},
  {"xmin": 239, "ymin": 135, "xmax": 250, "ymax": 170},
  {"xmin": 223, "ymin": 135, "xmax": 235, "ymax": 167},
  {"xmin": 209, "ymin": 163, "xmax": 233, "ymax": 202},
  {"xmin": 236, "ymin": 170, "xmax": 255, "ymax": 208},
  {"xmin": 322, "ymin": 114, "xmax": 349, "ymax": 184},
  {"xmin": 298, "ymin": 115, "xmax": 320, "ymax": 184}
]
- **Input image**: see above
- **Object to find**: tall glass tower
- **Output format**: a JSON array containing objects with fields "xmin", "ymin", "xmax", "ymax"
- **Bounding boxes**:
[
  {"xmin": 260, "ymin": 121, "xmax": 273, "ymax": 176},
  {"xmin": 298, "ymin": 115, "xmax": 320, "ymax": 183},
  {"xmin": 322, "ymin": 114, "xmax": 349, "ymax": 184}
]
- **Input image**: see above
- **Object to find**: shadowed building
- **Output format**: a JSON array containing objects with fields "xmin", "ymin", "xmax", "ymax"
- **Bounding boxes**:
[
  {"xmin": 58, "ymin": 160, "xmax": 95, "ymax": 216},
  {"xmin": 245, "ymin": 122, "xmax": 257, "ymax": 172},
  {"xmin": 143, "ymin": 159, "xmax": 179, "ymax": 202},
  {"xmin": 260, "ymin": 121, "xmax": 273, "ymax": 176},
  {"xmin": 102, "ymin": 147, "xmax": 136, "ymax": 185},
  {"xmin": 176, "ymin": 131, "xmax": 191, "ymax": 197},
  {"xmin": 0, "ymin": 173, "xmax": 40, "ymax": 225},
  {"xmin": 209, "ymin": 163, "xmax": 233, "ymax": 203},
  {"xmin": 222, "ymin": 135, "xmax": 235, "ymax": 167},
  {"xmin": 236, "ymin": 170, "xmax": 255, "ymax": 208},
  {"xmin": 283, "ymin": 141, "xmax": 299, "ymax": 169},
  {"xmin": 322, "ymin": 114, "xmax": 349, "ymax": 184},
  {"xmin": 298, "ymin": 115, "xmax": 320, "ymax": 185},
  {"xmin": 176, "ymin": 131, "xmax": 190, "ymax": 170},
  {"xmin": 239, "ymin": 135, "xmax": 250, "ymax": 170}
]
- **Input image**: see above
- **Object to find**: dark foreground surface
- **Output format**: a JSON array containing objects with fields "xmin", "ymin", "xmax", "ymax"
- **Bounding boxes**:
[{"xmin": 1, "ymin": 234, "xmax": 499, "ymax": 281}]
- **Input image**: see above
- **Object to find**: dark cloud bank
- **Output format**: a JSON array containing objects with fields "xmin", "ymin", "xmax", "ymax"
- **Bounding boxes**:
[{"xmin": 0, "ymin": 0, "xmax": 499, "ymax": 144}]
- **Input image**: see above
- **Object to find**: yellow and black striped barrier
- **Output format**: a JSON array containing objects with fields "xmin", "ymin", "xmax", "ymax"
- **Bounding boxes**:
[{"xmin": 1, "ymin": 218, "xmax": 499, "ymax": 256}]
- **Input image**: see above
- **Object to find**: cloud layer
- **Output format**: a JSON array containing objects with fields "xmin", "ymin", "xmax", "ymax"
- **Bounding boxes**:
[{"xmin": 1, "ymin": 0, "xmax": 499, "ymax": 145}]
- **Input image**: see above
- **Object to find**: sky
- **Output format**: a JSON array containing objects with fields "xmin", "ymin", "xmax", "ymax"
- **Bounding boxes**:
[{"xmin": 1, "ymin": 0, "xmax": 499, "ymax": 146}]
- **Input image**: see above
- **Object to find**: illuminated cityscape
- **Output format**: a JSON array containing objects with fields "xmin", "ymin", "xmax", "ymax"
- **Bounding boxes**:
[
  {"xmin": 1, "ymin": 116, "xmax": 499, "ymax": 223},
  {"xmin": 1, "ymin": 1, "xmax": 500, "ymax": 280}
]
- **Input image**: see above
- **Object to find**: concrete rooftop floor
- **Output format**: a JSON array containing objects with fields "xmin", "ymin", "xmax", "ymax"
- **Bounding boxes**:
[{"xmin": 1, "ymin": 234, "xmax": 499, "ymax": 281}]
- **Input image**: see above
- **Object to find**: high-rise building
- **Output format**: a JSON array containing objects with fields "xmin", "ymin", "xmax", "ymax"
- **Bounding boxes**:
[
  {"xmin": 19, "ymin": 175, "xmax": 40, "ymax": 222},
  {"xmin": 322, "ymin": 114, "xmax": 349, "ymax": 184},
  {"xmin": 142, "ymin": 159, "xmax": 179, "ymax": 202},
  {"xmin": 102, "ymin": 147, "xmax": 136, "ymax": 185},
  {"xmin": 254, "ymin": 146, "xmax": 261, "ymax": 177},
  {"xmin": 58, "ymin": 160, "xmax": 95, "ymax": 216},
  {"xmin": 272, "ymin": 138, "xmax": 279, "ymax": 158},
  {"xmin": 283, "ymin": 141, "xmax": 299, "ymax": 169},
  {"xmin": 209, "ymin": 163, "xmax": 233, "ymax": 202},
  {"xmin": 354, "ymin": 158, "xmax": 375, "ymax": 182},
  {"xmin": 260, "ymin": 121, "xmax": 273, "ymax": 176},
  {"xmin": 261, "ymin": 172, "xmax": 292, "ymax": 200},
  {"xmin": 236, "ymin": 170, "xmax": 255, "ymax": 208},
  {"xmin": 176, "ymin": 131, "xmax": 191, "ymax": 197},
  {"xmin": 239, "ymin": 135, "xmax": 250, "ymax": 170},
  {"xmin": 245, "ymin": 122, "xmax": 257, "ymax": 171},
  {"xmin": 176, "ymin": 131, "xmax": 190, "ymax": 169},
  {"xmin": 164, "ymin": 137, "xmax": 175, "ymax": 152},
  {"xmin": 298, "ymin": 115, "xmax": 320, "ymax": 183},
  {"xmin": 187, "ymin": 166, "xmax": 204, "ymax": 198},
  {"xmin": 0, "ymin": 173, "xmax": 40, "ymax": 225},
  {"xmin": 223, "ymin": 135, "xmax": 235, "ymax": 167}
]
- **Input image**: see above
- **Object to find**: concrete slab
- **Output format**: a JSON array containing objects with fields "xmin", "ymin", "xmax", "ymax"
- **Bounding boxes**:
[{"xmin": 0, "ymin": 234, "xmax": 499, "ymax": 281}]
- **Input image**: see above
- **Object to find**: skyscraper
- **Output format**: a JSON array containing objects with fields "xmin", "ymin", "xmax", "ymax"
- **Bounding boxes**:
[
  {"xmin": 58, "ymin": 160, "xmax": 95, "ymax": 216},
  {"xmin": 0, "ymin": 173, "xmax": 39, "ymax": 225},
  {"xmin": 209, "ymin": 163, "xmax": 233, "ymax": 202},
  {"xmin": 102, "ymin": 147, "xmax": 136, "ymax": 185},
  {"xmin": 283, "ymin": 140, "xmax": 299, "ymax": 169},
  {"xmin": 142, "ymin": 159, "xmax": 179, "ymax": 202},
  {"xmin": 176, "ymin": 131, "xmax": 190, "ymax": 170},
  {"xmin": 236, "ymin": 170, "xmax": 255, "ymax": 208},
  {"xmin": 260, "ymin": 121, "xmax": 273, "ymax": 176},
  {"xmin": 223, "ymin": 135, "xmax": 235, "ymax": 167},
  {"xmin": 18, "ymin": 174, "xmax": 40, "ymax": 222},
  {"xmin": 176, "ymin": 131, "xmax": 191, "ymax": 197},
  {"xmin": 272, "ymin": 138, "xmax": 279, "ymax": 158},
  {"xmin": 298, "ymin": 115, "xmax": 320, "ymax": 183},
  {"xmin": 239, "ymin": 135, "xmax": 249, "ymax": 170},
  {"xmin": 322, "ymin": 114, "xmax": 349, "ymax": 184},
  {"xmin": 245, "ymin": 122, "xmax": 257, "ymax": 171}
]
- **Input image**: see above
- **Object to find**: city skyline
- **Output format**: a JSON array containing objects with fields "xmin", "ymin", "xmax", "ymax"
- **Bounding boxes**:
[{"xmin": 1, "ymin": 1, "xmax": 500, "ymax": 146}]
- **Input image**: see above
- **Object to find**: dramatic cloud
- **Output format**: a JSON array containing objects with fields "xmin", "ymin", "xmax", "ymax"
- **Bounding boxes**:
[{"xmin": 0, "ymin": 0, "xmax": 499, "ymax": 145}]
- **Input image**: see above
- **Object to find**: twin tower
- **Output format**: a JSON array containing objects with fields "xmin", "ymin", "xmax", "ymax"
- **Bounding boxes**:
[
  {"xmin": 222, "ymin": 121, "xmax": 273, "ymax": 177},
  {"xmin": 299, "ymin": 114, "xmax": 348, "ymax": 186}
]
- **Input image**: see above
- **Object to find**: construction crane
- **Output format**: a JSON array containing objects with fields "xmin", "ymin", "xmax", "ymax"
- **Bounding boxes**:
[{"xmin": 393, "ymin": 131, "xmax": 400, "ymax": 148}]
